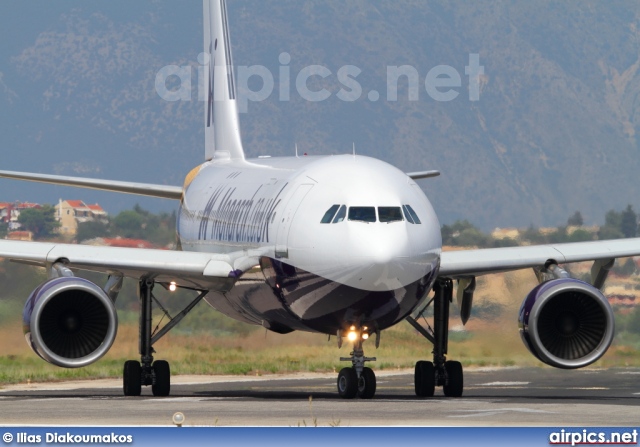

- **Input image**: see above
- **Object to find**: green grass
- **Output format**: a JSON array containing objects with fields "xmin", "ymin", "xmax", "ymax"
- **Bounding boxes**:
[{"xmin": 2, "ymin": 311, "xmax": 640, "ymax": 386}]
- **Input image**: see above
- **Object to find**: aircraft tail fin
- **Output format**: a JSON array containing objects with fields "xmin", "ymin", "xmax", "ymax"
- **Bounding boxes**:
[{"xmin": 203, "ymin": 0, "xmax": 245, "ymax": 161}]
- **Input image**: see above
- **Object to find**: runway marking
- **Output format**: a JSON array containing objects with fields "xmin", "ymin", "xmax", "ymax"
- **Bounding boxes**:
[
  {"xmin": 369, "ymin": 399, "xmax": 449, "ymax": 403},
  {"xmin": 617, "ymin": 371, "xmax": 640, "ymax": 375},
  {"xmin": 568, "ymin": 387, "xmax": 608, "ymax": 390},
  {"xmin": 137, "ymin": 397, "xmax": 245, "ymax": 402},
  {"xmin": 449, "ymin": 407, "xmax": 555, "ymax": 418},
  {"xmin": 470, "ymin": 366, "xmax": 522, "ymax": 372},
  {"xmin": 478, "ymin": 382, "xmax": 530, "ymax": 386}
]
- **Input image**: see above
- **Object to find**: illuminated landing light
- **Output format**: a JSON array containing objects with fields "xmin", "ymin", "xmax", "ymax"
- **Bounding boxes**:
[
  {"xmin": 169, "ymin": 282, "xmax": 177, "ymax": 292},
  {"xmin": 347, "ymin": 331, "xmax": 358, "ymax": 342},
  {"xmin": 362, "ymin": 333, "xmax": 369, "ymax": 340}
]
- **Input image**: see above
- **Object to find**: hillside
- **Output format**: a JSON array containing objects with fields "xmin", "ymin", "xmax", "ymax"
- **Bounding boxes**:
[{"xmin": 1, "ymin": 1, "xmax": 640, "ymax": 228}]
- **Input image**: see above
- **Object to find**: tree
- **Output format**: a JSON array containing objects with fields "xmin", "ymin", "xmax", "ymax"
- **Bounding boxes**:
[
  {"xmin": 567, "ymin": 211, "xmax": 584, "ymax": 226},
  {"xmin": 456, "ymin": 227, "xmax": 491, "ymax": 247},
  {"xmin": 548, "ymin": 226, "xmax": 569, "ymax": 243},
  {"xmin": 76, "ymin": 220, "xmax": 110, "ymax": 243},
  {"xmin": 598, "ymin": 225, "xmax": 624, "ymax": 240},
  {"xmin": 112, "ymin": 210, "xmax": 145, "ymax": 239},
  {"xmin": 0, "ymin": 222, "xmax": 7, "ymax": 239},
  {"xmin": 599, "ymin": 208, "xmax": 625, "ymax": 240},
  {"xmin": 620, "ymin": 258, "xmax": 637, "ymax": 276},
  {"xmin": 567, "ymin": 228, "xmax": 592, "ymax": 242},
  {"xmin": 17, "ymin": 205, "xmax": 60, "ymax": 239},
  {"xmin": 441, "ymin": 220, "xmax": 490, "ymax": 247},
  {"xmin": 520, "ymin": 225, "xmax": 546, "ymax": 244},
  {"xmin": 492, "ymin": 237, "xmax": 519, "ymax": 247},
  {"xmin": 605, "ymin": 209, "xmax": 622, "ymax": 229},
  {"xmin": 620, "ymin": 205, "xmax": 638, "ymax": 238}
]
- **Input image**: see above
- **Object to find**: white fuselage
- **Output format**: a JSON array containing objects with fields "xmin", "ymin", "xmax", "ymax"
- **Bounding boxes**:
[{"xmin": 178, "ymin": 154, "xmax": 442, "ymax": 334}]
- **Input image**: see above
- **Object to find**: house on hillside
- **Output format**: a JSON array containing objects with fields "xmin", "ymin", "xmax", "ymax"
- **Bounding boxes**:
[
  {"xmin": 0, "ymin": 202, "xmax": 42, "ymax": 230},
  {"xmin": 491, "ymin": 227, "xmax": 520, "ymax": 240},
  {"xmin": 6, "ymin": 230, "xmax": 34, "ymax": 241},
  {"xmin": 83, "ymin": 236, "xmax": 158, "ymax": 249},
  {"xmin": 56, "ymin": 200, "xmax": 108, "ymax": 235},
  {"xmin": 0, "ymin": 203, "xmax": 11, "ymax": 223}
]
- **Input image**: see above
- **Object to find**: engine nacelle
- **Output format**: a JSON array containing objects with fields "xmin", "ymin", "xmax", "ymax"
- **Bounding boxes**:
[
  {"xmin": 518, "ymin": 278, "xmax": 614, "ymax": 369},
  {"xmin": 23, "ymin": 277, "xmax": 118, "ymax": 368}
]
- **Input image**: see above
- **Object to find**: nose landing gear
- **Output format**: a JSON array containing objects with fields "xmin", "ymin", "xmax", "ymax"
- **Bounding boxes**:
[{"xmin": 337, "ymin": 326, "xmax": 377, "ymax": 399}]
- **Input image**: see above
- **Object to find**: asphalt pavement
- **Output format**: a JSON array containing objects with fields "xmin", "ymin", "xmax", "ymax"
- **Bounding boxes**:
[{"xmin": 0, "ymin": 367, "xmax": 639, "ymax": 426}]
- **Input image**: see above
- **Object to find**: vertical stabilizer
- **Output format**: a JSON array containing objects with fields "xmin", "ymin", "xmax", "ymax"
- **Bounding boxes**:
[{"xmin": 203, "ymin": 0, "xmax": 245, "ymax": 161}]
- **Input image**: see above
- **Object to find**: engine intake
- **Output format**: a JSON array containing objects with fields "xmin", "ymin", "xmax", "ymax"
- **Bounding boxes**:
[
  {"xmin": 518, "ymin": 278, "xmax": 614, "ymax": 369},
  {"xmin": 23, "ymin": 277, "xmax": 118, "ymax": 368}
]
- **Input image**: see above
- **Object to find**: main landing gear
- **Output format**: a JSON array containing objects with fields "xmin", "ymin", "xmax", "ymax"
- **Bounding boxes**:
[
  {"xmin": 123, "ymin": 279, "xmax": 207, "ymax": 397},
  {"xmin": 337, "ymin": 326, "xmax": 377, "ymax": 399},
  {"xmin": 407, "ymin": 278, "xmax": 464, "ymax": 397}
]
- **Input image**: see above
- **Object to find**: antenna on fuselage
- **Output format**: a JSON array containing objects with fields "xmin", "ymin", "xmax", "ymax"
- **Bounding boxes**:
[
  {"xmin": 352, "ymin": 142, "xmax": 356, "ymax": 156},
  {"xmin": 295, "ymin": 143, "xmax": 299, "ymax": 158}
]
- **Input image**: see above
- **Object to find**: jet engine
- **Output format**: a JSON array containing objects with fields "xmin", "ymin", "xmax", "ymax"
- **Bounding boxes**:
[
  {"xmin": 23, "ymin": 277, "xmax": 118, "ymax": 368},
  {"xmin": 518, "ymin": 278, "xmax": 614, "ymax": 369}
]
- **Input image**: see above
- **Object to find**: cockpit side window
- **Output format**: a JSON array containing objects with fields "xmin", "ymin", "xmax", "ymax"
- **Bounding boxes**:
[
  {"xmin": 402, "ymin": 205, "xmax": 415, "ymax": 224},
  {"xmin": 348, "ymin": 207, "xmax": 376, "ymax": 223},
  {"xmin": 332, "ymin": 205, "xmax": 346, "ymax": 223},
  {"xmin": 403, "ymin": 204, "xmax": 421, "ymax": 224},
  {"xmin": 379, "ymin": 207, "xmax": 403, "ymax": 223},
  {"xmin": 321, "ymin": 204, "xmax": 340, "ymax": 223}
]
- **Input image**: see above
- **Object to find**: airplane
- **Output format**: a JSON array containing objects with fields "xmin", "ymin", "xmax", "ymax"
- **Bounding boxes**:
[{"xmin": 1, "ymin": 0, "xmax": 639, "ymax": 399}]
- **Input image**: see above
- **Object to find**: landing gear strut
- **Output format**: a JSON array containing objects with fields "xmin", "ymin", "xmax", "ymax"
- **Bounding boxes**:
[
  {"xmin": 123, "ymin": 279, "xmax": 207, "ymax": 397},
  {"xmin": 337, "ymin": 326, "xmax": 377, "ymax": 399},
  {"xmin": 407, "ymin": 278, "xmax": 464, "ymax": 397}
]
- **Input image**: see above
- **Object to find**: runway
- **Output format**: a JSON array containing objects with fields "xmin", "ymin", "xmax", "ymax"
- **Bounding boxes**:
[{"xmin": 0, "ymin": 367, "xmax": 639, "ymax": 426}]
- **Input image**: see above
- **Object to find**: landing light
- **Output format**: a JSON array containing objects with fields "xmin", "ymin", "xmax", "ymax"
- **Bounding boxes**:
[
  {"xmin": 347, "ymin": 331, "xmax": 358, "ymax": 342},
  {"xmin": 362, "ymin": 333, "xmax": 369, "ymax": 340},
  {"xmin": 169, "ymin": 282, "xmax": 177, "ymax": 292}
]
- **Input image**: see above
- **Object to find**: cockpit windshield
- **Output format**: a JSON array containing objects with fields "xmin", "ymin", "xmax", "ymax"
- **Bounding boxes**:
[
  {"xmin": 348, "ymin": 207, "xmax": 376, "ymax": 223},
  {"xmin": 378, "ymin": 207, "xmax": 403, "ymax": 223},
  {"xmin": 321, "ymin": 204, "xmax": 420, "ymax": 225}
]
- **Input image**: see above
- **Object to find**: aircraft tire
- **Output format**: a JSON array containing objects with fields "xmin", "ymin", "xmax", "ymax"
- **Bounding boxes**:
[
  {"xmin": 337, "ymin": 367, "xmax": 358, "ymax": 399},
  {"xmin": 123, "ymin": 360, "xmax": 142, "ymax": 397},
  {"xmin": 152, "ymin": 360, "xmax": 171, "ymax": 397},
  {"xmin": 414, "ymin": 360, "xmax": 435, "ymax": 397},
  {"xmin": 443, "ymin": 360, "xmax": 463, "ymax": 397},
  {"xmin": 357, "ymin": 367, "xmax": 376, "ymax": 399}
]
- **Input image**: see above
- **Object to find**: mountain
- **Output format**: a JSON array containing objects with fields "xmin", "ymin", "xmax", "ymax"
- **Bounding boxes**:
[{"xmin": 1, "ymin": 1, "xmax": 640, "ymax": 229}]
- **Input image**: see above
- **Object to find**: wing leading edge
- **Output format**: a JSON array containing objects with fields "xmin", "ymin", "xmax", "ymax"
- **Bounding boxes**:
[
  {"xmin": 0, "ymin": 240, "xmax": 240, "ymax": 292},
  {"xmin": 0, "ymin": 170, "xmax": 183, "ymax": 200},
  {"xmin": 439, "ymin": 237, "xmax": 640, "ymax": 277}
]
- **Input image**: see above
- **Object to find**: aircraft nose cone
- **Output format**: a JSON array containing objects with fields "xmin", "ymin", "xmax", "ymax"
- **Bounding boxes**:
[
  {"xmin": 347, "ymin": 224, "xmax": 428, "ymax": 291},
  {"xmin": 368, "ymin": 237, "xmax": 409, "ymax": 265}
]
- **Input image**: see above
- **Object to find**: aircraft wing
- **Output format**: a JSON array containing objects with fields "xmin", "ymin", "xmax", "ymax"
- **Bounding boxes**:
[
  {"xmin": 0, "ymin": 170, "xmax": 183, "ymax": 200},
  {"xmin": 439, "ymin": 237, "xmax": 640, "ymax": 277},
  {"xmin": 406, "ymin": 170, "xmax": 440, "ymax": 180},
  {"xmin": 0, "ymin": 240, "xmax": 239, "ymax": 292}
]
